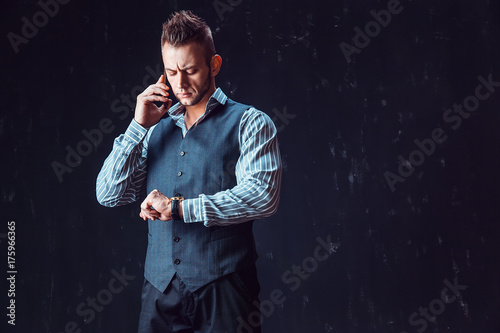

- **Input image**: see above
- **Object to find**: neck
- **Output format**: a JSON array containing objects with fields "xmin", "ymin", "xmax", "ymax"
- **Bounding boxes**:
[{"xmin": 184, "ymin": 86, "xmax": 216, "ymax": 129}]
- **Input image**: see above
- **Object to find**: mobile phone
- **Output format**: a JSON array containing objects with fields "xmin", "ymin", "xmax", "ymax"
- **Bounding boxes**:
[{"xmin": 153, "ymin": 70, "xmax": 168, "ymax": 108}]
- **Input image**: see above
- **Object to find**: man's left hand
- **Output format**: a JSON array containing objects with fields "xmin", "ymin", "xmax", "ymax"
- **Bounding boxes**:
[{"xmin": 139, "ymin": 189, "xmax": 171, "ymax": 221}]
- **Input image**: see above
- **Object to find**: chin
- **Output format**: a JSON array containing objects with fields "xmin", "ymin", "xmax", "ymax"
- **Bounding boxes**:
[
  {"xmin": 179, "ymin": 99, "xmax": 196, "ymax": 106},
  {"xmin": 181, "ymin": 96, "xmax": 204, "ymax": 107}
]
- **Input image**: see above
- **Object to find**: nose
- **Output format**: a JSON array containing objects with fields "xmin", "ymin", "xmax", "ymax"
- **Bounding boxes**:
[{"xmin": 177, "ymin": 72, "xmax": 188, "ymax": 89}]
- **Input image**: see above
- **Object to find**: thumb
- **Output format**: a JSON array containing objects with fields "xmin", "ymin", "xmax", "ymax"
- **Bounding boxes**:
[
  {"xmin": 165, "ymin": 99, "xmax": 173, "ymax": 110},
  {"xmin": 158, "ymin": 99, "xmax": 173, "ymax": 116}
]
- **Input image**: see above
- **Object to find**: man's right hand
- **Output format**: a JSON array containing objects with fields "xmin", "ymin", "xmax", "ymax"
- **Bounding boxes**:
[{"xmin": 134, "ymin": 75, "xmax": 173, "ymax": 128}]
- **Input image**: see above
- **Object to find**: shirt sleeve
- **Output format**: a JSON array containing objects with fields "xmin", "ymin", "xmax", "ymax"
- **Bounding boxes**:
[
  {"xmin": 182, "ymin": 108, "xmax": 282, "ymax": 227},
  {"xmin": 96, "ymin": 119, "xmax": 152, "ymax": 207}
]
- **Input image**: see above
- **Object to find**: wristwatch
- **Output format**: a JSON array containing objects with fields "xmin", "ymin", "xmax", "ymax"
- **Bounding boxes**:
[{"xmin": 170, "ymin": 197, "xmax": 184, "ymax": 220}]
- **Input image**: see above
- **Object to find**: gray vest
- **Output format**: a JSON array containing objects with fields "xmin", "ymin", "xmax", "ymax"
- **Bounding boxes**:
[{"xmin": 145, "ymin": 99, "xmax": 258, "ymax": 292}]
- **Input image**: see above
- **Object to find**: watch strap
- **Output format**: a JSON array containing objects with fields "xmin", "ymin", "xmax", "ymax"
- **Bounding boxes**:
[{"xmin": 170, "ymin": 197, "xmax": 184, "ymax": 220}]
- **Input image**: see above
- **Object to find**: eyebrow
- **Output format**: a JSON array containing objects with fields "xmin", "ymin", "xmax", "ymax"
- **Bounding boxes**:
[{"xmin": 165, "ymin": 65, "xmax": 197, "ymax": 71}]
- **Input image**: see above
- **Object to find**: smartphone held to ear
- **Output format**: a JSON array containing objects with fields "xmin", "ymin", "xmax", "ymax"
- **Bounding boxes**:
[{"xmin": 153, "ymin": 72, "xmax": 168, "ymax": 108}]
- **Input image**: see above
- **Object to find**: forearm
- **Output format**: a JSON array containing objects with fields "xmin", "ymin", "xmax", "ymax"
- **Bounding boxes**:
[
  {"xmin": 182, "ymin": 176, "xmax": 281, "ymax": 227},
  {"xmin": 182, "ymin": 109, "xmax": 282, "ymax": 227},
  {"xmin": 96, "ymin": 120, "xmax": 150, "ymax": 207}
]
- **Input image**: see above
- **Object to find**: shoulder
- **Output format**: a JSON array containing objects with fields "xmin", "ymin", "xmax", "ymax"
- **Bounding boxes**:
[
  {"xmin": 241, "ymin": 107, "xmax": 275, "ymax": 129},
  {"xmin": 238, "ymin": 106, "xmax": 278, "ymax": 143}
]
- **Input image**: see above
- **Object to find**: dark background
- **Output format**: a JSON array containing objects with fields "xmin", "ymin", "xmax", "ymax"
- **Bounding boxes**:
[{"xmin": 1, "ymin": 0, "xmax": 500, "ymax": 332}]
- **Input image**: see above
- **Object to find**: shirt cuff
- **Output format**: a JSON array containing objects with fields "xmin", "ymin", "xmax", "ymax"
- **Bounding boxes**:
[
  {"xmin": 182, "ymin": 197, "xmax": 205, "ymax": 224},
  {"xmin": 124, "ymin": 119, "xmax": 149, "ymax": 144}
]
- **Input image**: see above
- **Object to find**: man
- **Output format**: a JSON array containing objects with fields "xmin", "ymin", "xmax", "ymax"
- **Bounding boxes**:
[{"xmin": 96, "ymin": 10, "xmax": 282, "ymax": 333}]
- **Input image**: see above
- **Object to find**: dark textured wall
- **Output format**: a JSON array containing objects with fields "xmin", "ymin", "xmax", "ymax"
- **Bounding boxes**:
[{"xmin": 2, "ymin": 0, "xmax": 500, "ymax": 332}]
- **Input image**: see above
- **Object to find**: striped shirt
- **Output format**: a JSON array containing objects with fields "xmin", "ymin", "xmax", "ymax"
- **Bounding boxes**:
[{"xmin": 96, "ymin": 88, "xmax": 282, "ymax": 227}]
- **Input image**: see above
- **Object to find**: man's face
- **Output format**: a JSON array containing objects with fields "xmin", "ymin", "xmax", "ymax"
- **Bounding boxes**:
[{"xmin": 162, "ymin": 41, "xmax": 212, "ymax": 107}]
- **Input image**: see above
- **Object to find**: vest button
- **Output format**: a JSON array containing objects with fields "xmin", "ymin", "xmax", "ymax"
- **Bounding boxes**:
[
  {"xmin": 180, "ymin": 151, "xmax": 185, "ymax": 156},
  {"xmin": 173, "ymin": 236, "xmax": 180, "ymax": 242},
  {"xmin": 177, "ymin": 171, "xmax": 182, "ymax": 177},
  {"xmin": 173, "ymin": 259, "xmax": 180, "ymax": 265}
]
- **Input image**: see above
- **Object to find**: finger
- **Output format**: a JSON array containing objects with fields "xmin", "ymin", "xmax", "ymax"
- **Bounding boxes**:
[
  {"xmin": 156, "ymin": 74, "xmax": 164, "ymax": 84},
  {"xmin": 141, "ymin": 95, "xmax": 170, "ymax": 105},
  {"xmin": 141, "ymin": 204, "xmax": 156, "ymax": 216},
  {"xmin": 140, "ymin": 198, "xmax": 151, "ymax": 210},
  {"xmin": 150, "ymin": 86, "xmax": 170, "ymax": 97},
  {"xmin": 140, "ymin": 190, "xmax": 166, "ymax": 220},
  {"xmin": 157, "ymin": 101, "xmax": 170, "ymax": 115},
  {"xmin": 140, "ymin": 199, "xmax": 157, "ymax": 216},
  {"xmin": 137, "ymin": 86, "xmax": 168, "ymax": 102},
  {"xmin": 141, "ymin": 190, "xmax": 158, "ymax": 208},
  {"xmin": 147, "ymin": 210, "xmax": 160, "ymax": 220},
  {"xmin": 156, "ymin": 75, "xmax": 170, "ymax": 90},
  {"xmin": 157, "ymin": 82, "xmax": 170, "ymax": 90},
  {"xmin": 140, "ymin": 208, "xmax": 160, "ymax": 221},
  {"xmin": 140, "ymin": 87, "xmax": 169, "ymax": 99},
  {"xmin": 140, "ymin": 192, "xmax": 158, "ymax": 220},
  {"xmin": 156, "ymin": 100, "xmax": 172, "ymax": 115},
  {"xmin": 140, "ymin": 210, "xmax": 156, "ymax": 219},
  {"xmin": 158, "ymin": 215, "xmax": 170, "ymax": 222}
]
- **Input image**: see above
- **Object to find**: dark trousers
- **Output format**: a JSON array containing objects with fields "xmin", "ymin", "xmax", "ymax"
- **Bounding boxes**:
[{"xmin": 138, "ymin": 266, "xmax": 261, "ymax": 333}]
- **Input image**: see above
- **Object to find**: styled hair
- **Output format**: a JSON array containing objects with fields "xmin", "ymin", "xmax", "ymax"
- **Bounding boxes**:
[{"xmin": 161, "ymin": 10, "xmax": 216, "ymax": 67}]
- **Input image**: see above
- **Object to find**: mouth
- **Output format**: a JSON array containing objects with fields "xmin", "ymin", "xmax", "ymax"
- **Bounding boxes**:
[{"xmin": 177, "ymin": 92, "xmax": 192, "ymax": 98}]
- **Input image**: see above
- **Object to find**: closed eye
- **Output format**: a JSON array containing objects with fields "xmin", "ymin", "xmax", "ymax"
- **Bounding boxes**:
[{"xmin": 166, "ymin": 67, "xmax": 198, "ymax": 76}]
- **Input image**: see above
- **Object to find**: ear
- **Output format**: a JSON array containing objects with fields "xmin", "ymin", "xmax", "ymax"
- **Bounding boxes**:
[{"xmin": 210, "ymin": 55, "xmax": 222, "ymax": 77}]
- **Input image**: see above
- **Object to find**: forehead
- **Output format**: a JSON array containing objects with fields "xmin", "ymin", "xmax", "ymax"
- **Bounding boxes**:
[{"xmin": 162, "ymin": 41, "xmax": 207, "ymax": 69}]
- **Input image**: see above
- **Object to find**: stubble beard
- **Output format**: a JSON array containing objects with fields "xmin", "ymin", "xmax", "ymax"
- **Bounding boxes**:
[{"xmin": 177, "ymin": 71, "xmax": 212, "ymax": 107}]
